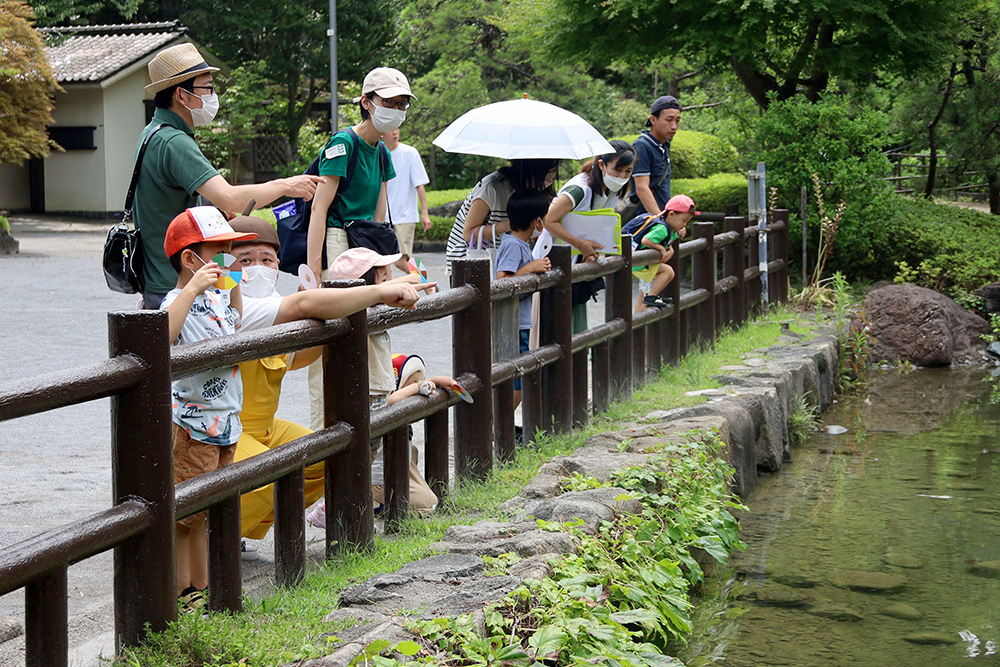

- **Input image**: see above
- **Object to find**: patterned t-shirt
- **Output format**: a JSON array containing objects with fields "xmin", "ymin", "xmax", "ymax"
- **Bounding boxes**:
[
  {"xmin": 445, "ymin": 171, "xmax": 514, "ymax": 275},
  {"xmin": 161, "ymin": 288, "xmax": 243, "ymax": 446}
]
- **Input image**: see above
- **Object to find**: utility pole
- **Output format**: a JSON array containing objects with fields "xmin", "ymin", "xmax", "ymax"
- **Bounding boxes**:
[{"xmin": 328, "ymin": 0, "xmax": 338, "ymax": 132}]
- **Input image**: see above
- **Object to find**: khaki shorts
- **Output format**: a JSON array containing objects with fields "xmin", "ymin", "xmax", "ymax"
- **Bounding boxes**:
[
  {"xmin": 173, "ymin": 423, "xmax": 236, "ymax": 528},
  {"xmin": 395, "ymin": 223, "xmax": 416, "ymax": 257}
]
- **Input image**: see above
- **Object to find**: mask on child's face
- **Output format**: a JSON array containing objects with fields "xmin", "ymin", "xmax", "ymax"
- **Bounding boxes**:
[{"xmin": 241, "ymin": 265, "xmax": 279, "ymax": 298}]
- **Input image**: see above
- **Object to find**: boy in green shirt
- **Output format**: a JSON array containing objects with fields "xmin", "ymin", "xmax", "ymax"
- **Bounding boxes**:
[{"xmin": 629, "ymin": 194, "xmax": 698, "ymax": 312}]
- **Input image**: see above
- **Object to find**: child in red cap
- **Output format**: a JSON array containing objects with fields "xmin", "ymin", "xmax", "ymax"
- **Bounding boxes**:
[
  {"xmin": 626, "ymin": 194, "xmax": 698, "ymax": 312},
  {"xmin": 159, "ymin": 206, "xmax": 258, "ymax": 614}
]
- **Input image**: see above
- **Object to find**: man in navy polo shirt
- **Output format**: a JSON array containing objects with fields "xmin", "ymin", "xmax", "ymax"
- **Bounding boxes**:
[{"xmin": 631, "ymin": 95, "xmax": 682, "ymax": 216}]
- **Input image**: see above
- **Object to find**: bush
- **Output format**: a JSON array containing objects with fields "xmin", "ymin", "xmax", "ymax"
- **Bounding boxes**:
[
  {"xmin": 611, "ymin": 130, "xmax": 739, "ymax": 179},
  {"xmin": 754, "ymin": 94, "xmax": 895, "ymax": 281},
  {"xmin": 672, "ymin": 173, "xmax": 747, "ymax": 215},
  {"xmin": 425, "ymin": 189, "xmax": 469, "ymax": 210},
  {"xmin": 883, "ymin": 197, "xmax": 1000, "ymax": 293},
  {"xmin": 415, "ymin": 215, "xmax": 454, "ymax": 242},
  {"xmin": 0, "ymin": 215, "xmax": 8, "ymax": 233}
]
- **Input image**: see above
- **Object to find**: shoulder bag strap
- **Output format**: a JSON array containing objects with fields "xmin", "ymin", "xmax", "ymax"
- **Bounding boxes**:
[
  {"xmin": 332, "ymin": 128, "xmax": 362, "ymax": 226},
  {"xmin": 122, "ymin": 124, "xmax": 164, "ymax": 225}
]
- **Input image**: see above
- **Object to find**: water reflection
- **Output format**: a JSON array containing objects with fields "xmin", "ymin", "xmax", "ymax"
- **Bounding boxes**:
[{"xmin": 681, "ymin": 368, "xmax": 1000, "ymax": 667}]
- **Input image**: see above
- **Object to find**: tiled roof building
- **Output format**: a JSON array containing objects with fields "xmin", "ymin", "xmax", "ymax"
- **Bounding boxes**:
[{"xmin": 41, "ymin": 22, "xmax": 187, "ymax": 84}]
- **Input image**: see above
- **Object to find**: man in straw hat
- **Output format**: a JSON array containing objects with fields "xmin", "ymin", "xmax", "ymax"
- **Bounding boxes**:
[{"xmin": 136, "ymin": 42, "xmax": 325, "ymax": 310}]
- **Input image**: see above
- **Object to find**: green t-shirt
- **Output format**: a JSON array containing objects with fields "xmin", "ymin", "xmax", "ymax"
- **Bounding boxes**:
[
  {"xmin": 318, "ymin": 130, "xmax": 396, "ymax": 227},
  {"xmin": 133, "ymin": 108, "xmax": 219, "ymax": 295},
  {"xmin": 644, "ymin": 222, "xmax": 678, "ymax": 247}
]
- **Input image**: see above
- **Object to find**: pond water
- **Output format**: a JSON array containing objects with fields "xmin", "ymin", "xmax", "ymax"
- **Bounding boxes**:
[{"xmin": 680, "ymin": 368, "xmax": 1000, "ymax": 667}]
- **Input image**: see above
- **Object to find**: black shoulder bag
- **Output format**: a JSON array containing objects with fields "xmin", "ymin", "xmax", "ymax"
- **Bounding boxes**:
[
  {"xmin": 103, "ymin": 124, "xmax": 163, "ymax": 294},
  {"xmin": 342, "ymin": 129, "xmax": 400, "ymax": 256}
]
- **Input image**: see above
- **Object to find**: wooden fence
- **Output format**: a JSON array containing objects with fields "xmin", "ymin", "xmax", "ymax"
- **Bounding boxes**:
[{"xmin": 0, "ymin": 210, "xmax": 790, "ymax": 667}]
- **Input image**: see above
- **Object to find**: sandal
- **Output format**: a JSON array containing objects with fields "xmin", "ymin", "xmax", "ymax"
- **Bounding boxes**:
[{"xmin": 642, "ymin": 294, "xmax": 672, "ymax": 308}]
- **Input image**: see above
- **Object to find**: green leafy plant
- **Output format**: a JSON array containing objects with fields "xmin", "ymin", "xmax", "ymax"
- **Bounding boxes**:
[
  {"xmin": 0, "ymin": 215, "xmax": 9, "ymax": 233},
  {"xmin": 788, "ymin": 393, "xmax": 820, "ymax": 446},
  {"xmin": 981, "ymin": 313, "xmax": 1000, "ymax": 344},
  {"xmin": 376, "ymin": 432, "xmax": 744, "ymax": 666}
]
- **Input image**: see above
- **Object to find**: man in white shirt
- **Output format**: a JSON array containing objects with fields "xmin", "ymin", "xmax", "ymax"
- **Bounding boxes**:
[{"xmin": 383, "ymin": 128, "xmax": 432, "ymax": 273}]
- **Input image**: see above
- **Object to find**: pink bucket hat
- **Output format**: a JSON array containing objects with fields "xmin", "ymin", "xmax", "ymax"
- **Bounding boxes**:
[{"xmin": 328, "ymin": 247, "xmax": 402, "ymax": 280}]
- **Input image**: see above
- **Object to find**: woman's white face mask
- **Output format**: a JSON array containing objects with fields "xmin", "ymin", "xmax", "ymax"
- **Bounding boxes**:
[
  {"xmin": 241, "ymin": 265, "xmax": 279, "ymax": 298},
  {"xmin": 370, "ymin": 105, "xmax": 406, "ymax": 133}
]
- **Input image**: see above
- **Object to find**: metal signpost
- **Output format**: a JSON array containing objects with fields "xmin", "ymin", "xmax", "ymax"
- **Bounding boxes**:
[{"xmin": 748, "ymin": 162, "xmax": 768, "ymax": 304}]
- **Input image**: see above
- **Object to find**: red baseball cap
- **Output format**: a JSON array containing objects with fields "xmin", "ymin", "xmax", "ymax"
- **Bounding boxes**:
[
  {"xmin": 164, "ymin": 206, "xmax": 258, "ymax": 257},
  {"xmin": 663, "ymin": 194, "xmax": 700, "ymax": 216}
]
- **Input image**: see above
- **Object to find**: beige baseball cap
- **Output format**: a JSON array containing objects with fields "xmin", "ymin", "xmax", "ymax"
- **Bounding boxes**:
[
  {"xmin": 145, "ymin": 43, "xmax": 219, "ymax": 93},
  {"xmin": 352, "ymin": 67, "xmax": 416, "ymax": 103}
]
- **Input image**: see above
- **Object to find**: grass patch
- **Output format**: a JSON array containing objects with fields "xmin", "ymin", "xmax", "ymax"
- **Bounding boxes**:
[
  {"xmin": 426, "ymin": 189, "xmax": 468, "ymax": 210},
  {"xmin": 119, "ymin": 306, "xmax": 814, "ymax": 667}
]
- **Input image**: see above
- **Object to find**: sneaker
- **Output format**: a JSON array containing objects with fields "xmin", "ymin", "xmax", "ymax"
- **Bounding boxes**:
[
  {"xmin": 240, "ymin": 539, "xmax": 259, "ymax": 561},
  {"xmin": 307, "ymin": 502, "xmax": 326, "ymax": 529},
  {"xmin": 178, "ymin": 586, "xmax": 206, "ymax": 615},
  {"xmin": 642, "ymin": 294, "xmax": 672, "ymax": 308}
]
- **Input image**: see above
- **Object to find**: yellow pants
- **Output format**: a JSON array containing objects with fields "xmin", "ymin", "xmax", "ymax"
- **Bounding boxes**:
[{"xmin": 235, "ymin": 418, "xmax": 326, "ymax": 540}]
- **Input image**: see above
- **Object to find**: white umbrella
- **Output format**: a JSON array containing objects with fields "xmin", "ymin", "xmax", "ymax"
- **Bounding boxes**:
[{"xmin": 432, "ymin": 98, "xmax": 614, "ymax": 160}]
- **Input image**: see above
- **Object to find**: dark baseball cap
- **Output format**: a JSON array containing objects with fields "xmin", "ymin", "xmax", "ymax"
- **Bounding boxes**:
[{"xmin": 646, "ymin": 95, "xmax": 681, "ymax": 126}]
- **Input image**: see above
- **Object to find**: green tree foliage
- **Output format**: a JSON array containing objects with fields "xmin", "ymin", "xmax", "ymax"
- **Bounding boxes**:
[
  {"xmin": 754, "ymin": 95, "xmax": 894, "ymax": 280},
  {"xmin": 182, "ymin": 0, "xmax": 399, "ymax": 155},
  {"xmin": 29, "ymin": 0, "xmax": 142, "ymax": 26},
  {"xmin": 0, "ymin": 0, "xmax": 60, "ymax": 165},
  {"xmin": 539, "ymin": 0, "xmax": 966, "ymax": 110}
]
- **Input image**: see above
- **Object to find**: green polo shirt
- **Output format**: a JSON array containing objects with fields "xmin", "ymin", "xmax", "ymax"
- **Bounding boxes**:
[
  {"xmin": 318, "ymin": 130, "xmax": 395, "ymax": 227},
  {"xmin": 133, "ymin": 108, "xmax": 219, "ymax": 295}
]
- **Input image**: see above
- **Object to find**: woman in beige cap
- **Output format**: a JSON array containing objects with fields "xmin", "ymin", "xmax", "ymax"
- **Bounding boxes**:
[
  {"xmin": 135, "ymin": 43, "xmax": 325, "ymax": 309},
  {"xmin": 304, "ymin": 66, "xmax": 416, "ymax": 429}
]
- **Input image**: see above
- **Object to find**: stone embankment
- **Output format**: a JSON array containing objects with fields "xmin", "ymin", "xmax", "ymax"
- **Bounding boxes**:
[{"xmin": 290, "ymin": 323, "xmax": 840, "ymax": 666}]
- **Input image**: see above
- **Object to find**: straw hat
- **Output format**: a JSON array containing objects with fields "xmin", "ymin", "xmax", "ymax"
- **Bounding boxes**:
[{"xmin": 145, "ymin": 43, "xmax": 220, "ymax": 94}]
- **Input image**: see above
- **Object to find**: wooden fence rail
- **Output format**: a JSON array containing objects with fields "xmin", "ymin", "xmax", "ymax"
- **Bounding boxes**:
[{"xmin": 0, "ymin": 210, "xmax": 790, "ymax": 667}]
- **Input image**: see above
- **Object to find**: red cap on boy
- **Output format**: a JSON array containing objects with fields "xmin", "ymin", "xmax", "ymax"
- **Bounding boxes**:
[
  {"xmin": 663, "ymin": 194, "xmax": 700, "ymax": 216},
  {"xmin": 164, "ymin": 206, "xmax": 258, "ymax": 257}
]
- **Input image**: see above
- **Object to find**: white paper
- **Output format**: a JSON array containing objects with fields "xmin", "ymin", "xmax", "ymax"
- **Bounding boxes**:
[{"xmin": 556, "ymin": 210, "xmax": 621, "ymax": 255}]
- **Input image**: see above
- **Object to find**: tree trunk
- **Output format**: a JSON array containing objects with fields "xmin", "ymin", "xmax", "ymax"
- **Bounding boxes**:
[
  {"xmin": 925, "ymin": 63, "xmax": 958, "ymax": 198},
  {"xmin": 730, "ymin": 56, "xmax": 778, "ymax": 110},
  {"xmin": 987, "ymin": 166, "xmax": 1000, "ymax": 215}
]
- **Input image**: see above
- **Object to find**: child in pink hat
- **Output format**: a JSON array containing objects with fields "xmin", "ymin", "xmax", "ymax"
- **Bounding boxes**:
[{"xmin": 628, "ymin": 194, "xmax": 699, "ymax": 312}]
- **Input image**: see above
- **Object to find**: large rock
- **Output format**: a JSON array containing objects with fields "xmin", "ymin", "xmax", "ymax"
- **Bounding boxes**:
[
  {"xmin": 730, "ymin": 385, "xmax": 789, "ymax": 472},
  {"xmin": 863, "ymin": 283, "xmax": 988, "ymax": 366},
  {"xmin": 880, "ymin": 602, "xmax": 922, "ymax": 620},
  {"xmin": 973, "ymin": 282, "xmax": 1000, "ymax": 315},
  {"xmin": 543, "ymin": 445, "xmax": 652, "ymax": 483},
  {"xmin": 968, "ymin": 560, "xmax": 1000, "ymax": 578},
  {"xmin": 527, "ymin": 487, "xmax": 641, "ymax": 528},
  {"xmin": 431, "ymin": 521, "xmax": 579, "ymax": 558},
  {"xmin": 645, "ymin": 404, "xmax": 758, "ymax": 498},
  {"xmin": 827, "ymin": 570, "xmax": 907, "ymax": 593}
]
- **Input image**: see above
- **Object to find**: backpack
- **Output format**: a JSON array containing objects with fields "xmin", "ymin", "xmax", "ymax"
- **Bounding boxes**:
[
  {"xmin": 275, "ymin": 128, "xmax": 392, "ymax": 274},
  {"xmin": 621, "ymin": 213, "xmax": 665, "ymax": 247}
]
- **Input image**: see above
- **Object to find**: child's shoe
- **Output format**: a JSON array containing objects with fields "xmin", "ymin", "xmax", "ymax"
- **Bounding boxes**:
[
  {"xmin": 241, "ymin": 539, "xmax": 259, "ymax": 561},
  {"xmin": 642, "ymin": 294, "xmax": 672, "ymax": 308},
  {"xmin": 178, "ymin": 586, "xmax": 206, "ymax": 615},
  {"xmin": 307, "ymin": 502, "xmax": 326, "ymax": 529}
]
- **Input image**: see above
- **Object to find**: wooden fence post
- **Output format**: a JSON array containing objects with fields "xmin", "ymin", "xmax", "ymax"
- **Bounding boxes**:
[
  {"xmin": 724, "ymin": 216, "xmax": 746, "ymax": 329},
  {"xmin": 591, "ymin": 341, "xmax": 611, "ymax": 415},
  {"xmin": 606, "ymin": 239, "xmax": 633, "ymax": 402},
  {"xmin": 665, "ymin": 240, "xmax": 681, "ymax": 365},
  {"xmin": 383, "ymin": 424, "xmax": 410, "ymax": 533},
  {"xmin": 691, "ymin": 221, "xmax": 716, "ymax": 348},
  {"xmin": 207, "ymin": 493, "xmax": 242, "ymax": 613},
  {"xmin": 452, "ymin": 257, "xmax": 493, "ymax": 479},
  {"xmin": 108, "ymin": 310, "xmax": 175, "ymax": 649},
  {"xmin": 772, "ymin": 209, "xmax": 790, "ymax": 303},
  {"xmin": 26, "ymin": 568, "xmax": 67, "ymax": 667},
  {"xmin": 424, "ymin": 411, "xmax": 449, "ymax": 503},
  {"xmin": 540, "ymin": 246, "xmax": 573, "ymax": 434},
  {"xmin": 326, "ymin": 306, "xmax": 373, "ymax": 555},
  {"xmin": 273, "ymin": 465, "xmax": 305, "ymax": 587}
]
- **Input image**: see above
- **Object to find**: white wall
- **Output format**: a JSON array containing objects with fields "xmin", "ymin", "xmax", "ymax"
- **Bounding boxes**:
[
  {"xmin": 103, "ymin": 69, "xmax": 148, "ymax": 212},
  {"xmin": 46, "ymin": 85, "xmax": 106, "ymax": 212},
  {"xmin": 0, "ymin": 164, "xmax": 30, "ymax": 211}
]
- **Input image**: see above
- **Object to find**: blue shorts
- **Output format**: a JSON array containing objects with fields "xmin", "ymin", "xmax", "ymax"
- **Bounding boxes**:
[{"xmin": 514, "ymin": 329, "xmax": 530, "ymax": 391}]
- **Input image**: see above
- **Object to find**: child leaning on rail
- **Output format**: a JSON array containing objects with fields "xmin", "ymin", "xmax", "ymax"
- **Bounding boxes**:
[
  {"xmin": 495, "ymin": 189, "xmax": 551, "ymax": 411},
  {"xmin": 307, "ymin": 247, "xmax": 448, "ymax": 527},
  {"xmin": 628, "ymin": 194, "xmax": 698, "ymax": 313},
  {"xmin": 158, "ymin": 206, "xmax": 260, "ymax": 615}
]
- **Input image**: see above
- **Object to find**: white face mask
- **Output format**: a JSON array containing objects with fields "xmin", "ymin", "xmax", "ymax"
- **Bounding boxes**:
[
  {"xmin": 603, "ymin": 171, "xmax": 629, "ymax": 193},
  {"xmin": 370, "ymin": 105, "xmax": 406, "ymax": 133},
  {"xmin": 241, "ymin": 265, "xmax": 279, "ymax": 299},
  {"xmin": 184, "ymin": 92, "xmax": 219, "ymax": 127}
]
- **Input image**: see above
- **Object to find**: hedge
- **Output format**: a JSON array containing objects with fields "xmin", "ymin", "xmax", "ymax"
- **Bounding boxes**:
[
  {"xmin": 611, "ymin": 129, "xmax": 739, "ymax": 179},
  {"xmin": 672, "ymin": 173, "xmax": 747, "ymax": 215}
]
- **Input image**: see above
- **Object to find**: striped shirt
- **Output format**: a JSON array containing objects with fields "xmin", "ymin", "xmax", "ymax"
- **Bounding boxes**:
[{"xmin": 445, "ymin": 172, "xmax": 514, "ymax": 275}]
